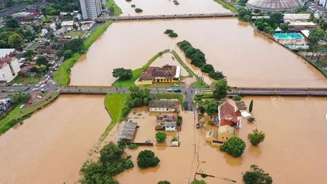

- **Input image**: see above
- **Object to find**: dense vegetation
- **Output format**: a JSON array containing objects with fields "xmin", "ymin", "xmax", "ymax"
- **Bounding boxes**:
[
  {"xmin": 80, "ymin": 143, "xmax": 134, "ymax": 184},
  {"xmin": 220, "ymin": 136, "xmax": 246, "ymax": 157},
  {"xmin": 155, "ymin": 131, "xmax": 167, "ymax": 143},
  {"xmin": 191, "ymin": 179, "xmax": 207, "ymax": 184},
  {"xmin": 213, "ymin": 79, "xmax": 229, "ymax": 100},
  {"xmin": 177, "ymin": 40, "xmax": 225, "ymax": 81},
  {"xmin": 41, "ymin": 0, "xmax": 79, "ymax": 16},
  {"xmin": 243, "ymin": 165, "xmax": 272, "ymax": 184},
  {"xmin": 198, "ymin": 99, "xmax": 218, "ymax": 116},
  {"xmin": 113, "ymin": 68, "xmax": 133, "ymax": 81},
  {"xmin": 137, "ymin": 150, "xmax": 160, "ymax": 168},
  {"xmin": 248, "ymin": 129, "xmax": 265, "ymax": 146},
  {"xmin": 158, "ymin": 181, "xmax": 170, "ymax": 184},
  {"xmin": 0, "ymin": 16, "xmax": 39, "ymax": 49},
  {"xmin": 164, "ymin": 29, "xmax": 178, "ymax": 38}
]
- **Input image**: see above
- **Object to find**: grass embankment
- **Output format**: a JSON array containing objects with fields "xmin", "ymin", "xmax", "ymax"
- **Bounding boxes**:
[
  {"xmin": 104, "ymin": 93, "xmax": 129, "ymax": 123},
  {"xmin": 213, "ymin": 0, "xmax": 237, "ymax": 13},
  {"xmin": 171, "ymin": 50, "xmax": 208, "ymax": 88},
  {"xmin": 0, "ymin": 92, "xmax": 59, "ymax": 135},
  {"xmin": 54, "ymin": 21, "xmax": 113, "ymax": 86},
  {"xmin": 152, "ymin": 93, "xmax": 184, "ymax": 104},
  {"xmin": 112, "ymin": 49, "xmax": 170, "ymax": 88},
  {"xmin": 106, "ymin": 0, "xmax": 123, "ymax": 16}
]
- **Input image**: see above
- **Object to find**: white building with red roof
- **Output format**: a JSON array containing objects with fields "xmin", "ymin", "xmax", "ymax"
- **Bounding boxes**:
[{"xmin": 0, "ymin": 49, "xmax": 21, "ymax": 83}]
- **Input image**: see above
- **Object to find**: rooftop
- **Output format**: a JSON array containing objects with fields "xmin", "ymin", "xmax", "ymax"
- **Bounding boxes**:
[
  {"xmin": 140, "ymin": 65, "xmax": 179, "ymax": 81},
  {"xmin": 149, "ymin": 99, "xmax": 179, "ymax": 109},
  {"xmin": 219, "ymin": 99, "xmax": 241, "ymax": 126},
  {"xmin": 117, "ymin": 120, "xmax": 138, "ymax": 141},
  {"xmin": 247, "ymin": 0, "xmax": 304, "ymax": 12}
]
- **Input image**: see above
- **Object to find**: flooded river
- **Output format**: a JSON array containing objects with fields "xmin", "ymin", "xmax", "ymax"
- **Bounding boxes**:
[
  {"xmin": 71, "ymin": 18, "xmax": 326, "ymax": 88},
  {"xmin": 0, "ymin": 95, "xmax": 110, "ymax": 184},
  {"xmin": 0, "ymin": 0, "xmax": 326, "ymax": 183},
  {"xmin": 111, "ymin": 97, "xmax": 326, "ymax": 184},
  {"xmin": 114, "ymin": 0, "xmax": 230, "ymax": 16}
]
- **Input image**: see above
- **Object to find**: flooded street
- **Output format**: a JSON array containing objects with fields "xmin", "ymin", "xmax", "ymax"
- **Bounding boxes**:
[
  {"xmin": 110, "ymin": 97, "xmax": 326, "ymax": 184},
  {"xmin": 71, "ymin": 18, "xmax": 326, "ymax": 88},
  {"xmin": 0, "ymin": 95, "xmax": 110, "ymax": 184},
  {"xmin": 114, "ymin": 0, "xmax": 230, "ymax": 16}
]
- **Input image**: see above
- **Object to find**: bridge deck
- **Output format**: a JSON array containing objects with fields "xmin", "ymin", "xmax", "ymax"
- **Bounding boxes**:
[
  {"xmin": 96, "ymin": 13, "xmax": 237, "ymax": 22},
  {"xmin": 59, "ymin": 86, "xmax": 327, "ymax": 97}
]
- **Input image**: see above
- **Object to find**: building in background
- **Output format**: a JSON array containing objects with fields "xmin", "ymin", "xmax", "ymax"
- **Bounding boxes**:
[
  {"xmin": 79, "ymin": 0, "xmax": 103, "ymax": 20},
  {"xmin": 247, "ymin": 0, "xmax": 305, "ymax": 12},
  {"xmin": 0, "ymin": 49, "xmax": 21, "ymax": 83}
]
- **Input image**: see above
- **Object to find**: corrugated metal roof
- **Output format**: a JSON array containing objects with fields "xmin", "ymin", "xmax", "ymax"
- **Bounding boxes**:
[{"xmin": 247, "ymin": 0, "xmax": 303, "ymax": 11}]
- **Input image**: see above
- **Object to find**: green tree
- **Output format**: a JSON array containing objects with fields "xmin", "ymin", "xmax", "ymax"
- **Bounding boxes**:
[
  {"xmin": 308, "ymin": 28, "xmax": 326, "ymax": 50},
  {"xmin": 248, "ymin": 129, "xmax": 265, "ymax": 146},
  {"xmin": 220, "ymin": 136, "xmax": 246, "ymax": 157},
  {"xmin": 200, "ymin": 100, "xmax": 218, "ymax": 115},
  {"xmin": 269, "ymin": 12, "xmax": 283, "ymax": 25},
  {"xmin": 243, "ymin": 165, "xmax": 272, "ymax": 184},
  {"xmin": 156, "ymin": 131, "xmax": 167, "ymax": 143},
  {"xmin": 36, "ymin": 56, "xmax": 49, "ymax": 66},
  {"xmin": 249, "ymin": 100, "xmax": 254, "ymax": 113},
  {"xmin": 8, "ymin": 32, "xmax": 23, "ymax": 49},
  {"xmin": 201, "ymin": 64, "xmax": 214, "ymax": 73},
  {"xmin": 10, "ymin": 92, "xmax": 30, "ymax": 105},
  {"xmin": 279, "ymin": 23, "xmax": 289, "ymax": 32},
  {"xmin": 238, "ymin": 7, "xmax": 251, "ymax": 21},
  {"xmin": 158, "ymin": 180, "xmax": 170, "ymax": 184},
  {"xmin": 213, "ymin": 79, "xmax": 229, "ymax": 100},
  {"xmin": 100, "ymin": 143, "xmax": 124, "ymax": 164},
  {"xmin": 209, "ymin": 71, "xmax": 224, "ymax": 80},
  {"xmin": 112, "ymin": 68, "xmax": 133, "ymax": 81},
  {"xmin": 191, "ymin": 179, "xmax": 207, "ymax": 184},
  {"xmin": 137, "ymin": 150, "xmax": 160, "ymax": 168},
  {"xmin": 5, "ymin": 16, "xmax": 20, "ymax": 28}
]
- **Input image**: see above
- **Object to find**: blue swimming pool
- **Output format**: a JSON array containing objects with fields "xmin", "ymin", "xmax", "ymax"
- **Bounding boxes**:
[{"xmin": 273, "ymin": 32, "xmax": 304, "ymax": 40}]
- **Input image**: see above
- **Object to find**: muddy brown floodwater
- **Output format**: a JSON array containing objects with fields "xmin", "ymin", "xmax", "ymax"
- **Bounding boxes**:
[
  {"xmin": 106, "ymin": 97, "xmax": 326, "ymax": 184},
  {"xmin": 70, "ymin": 18, "xmax": 326, "ymax": 88},
  {"xmin": 0, "ymin": 95, "xmax": 110, "ymax": 184},
  {"xmin": 114, "ymin": 0, "xmax": 230, "ymax": 16}
]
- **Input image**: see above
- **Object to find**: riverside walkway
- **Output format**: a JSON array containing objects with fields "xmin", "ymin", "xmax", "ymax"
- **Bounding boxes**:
[
  {"xmin": 96, "ymin": 13, "xmax": 237, "ymax": 22},
  {"xmin": 58, "ymin": 86, "xmax": 327, "ymax": 97}
]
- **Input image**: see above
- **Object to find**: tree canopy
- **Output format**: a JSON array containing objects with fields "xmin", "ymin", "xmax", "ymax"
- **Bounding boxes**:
[
  {"xmin": 137, "ymin": 150, "xmax": 160, "ymax": 168},
  {"xmin": 155, "ymin": 131, "xmax": 167, "ymax": 143},
  {"xmin": 213, "ymin": 79, "xmax": 229, "ymax": 100},
  {"xmin": 112, "ymin": 68, "xmax": 133, "ymax": 81},
  {"xmin": 248, "ymin": 129, "xmax": 265, "ymax": 146},
  {"xmin": 220, "ymin": 136, "xmax": 246, "ymax": 157},
  {"xmin": 243, "ymin": 165, "xmax": 272, "ymax": 184}
]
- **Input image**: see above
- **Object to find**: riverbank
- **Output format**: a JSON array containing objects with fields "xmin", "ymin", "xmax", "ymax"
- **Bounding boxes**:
[
  {"xmin": 54, "ymin": 21, "xmax": 113, "ymax": 86},
  {"xmin": 106, "ymin": 0, "xmax": 123, "ymax": 16},
  {"xmin": 213, "ymin": 0, "xmax": 237, "ymax": 13},
  {"xmin": 0, "ymin": 92, "xmax": 59, "ymax": 135}
]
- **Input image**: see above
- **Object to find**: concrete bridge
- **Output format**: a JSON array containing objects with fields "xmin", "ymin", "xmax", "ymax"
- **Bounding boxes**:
[
  {"xmin": 96, "ymin": 13, "xmax": 237, "ymax": 22},
  {"xmin": 59, "ymin": 86, "xmax": 327, "ymax": 97}
]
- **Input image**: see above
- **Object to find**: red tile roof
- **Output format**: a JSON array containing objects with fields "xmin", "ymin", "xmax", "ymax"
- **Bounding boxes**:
[
  {"xmin": 140, "ymin": 65, "xmax": 177, "ymax": 80},
  {"xmin": 219, "ymin": 100, "xmax": 240, "ymax": 126}
]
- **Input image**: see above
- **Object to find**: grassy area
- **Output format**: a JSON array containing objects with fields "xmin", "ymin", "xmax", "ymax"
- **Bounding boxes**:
[
  {"xmin": 53, "ymin": 53, "xmax": 80, "ymax": 86},
  {"xmin": 191, "ymin": 79, "xmax": 208, "ymax": 88},
  {"xmin": 10, "ymin": 75, "xmax": 42, "ymax": 85},
  {"xmin": 171, "ymin": 50, "xmax": 195, "ymax": 77},
  {"xmin": 104, "ymin": 93, "xmax": 129, "ymax": 123},
  {"xmin": 112, "ymin": 49, "xmax": 170, "ymax": 88},
  {"xmin": 172, "ymin": 49, "xmax": 209, "ymax": 88},
  {"xmin": 213, "ymin": 0, "xmax": 237, "ymax": 13},
  {"xmin": 0, "ymin": 92, "xmax": 59, "ymax": 135},
  {"xmin": 106, "ymin": 0, "xmax": 123, "ymax": 16},
  {"xmin": 54, "ymin": 21, "xmax": 113, "ymax": 86}
]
